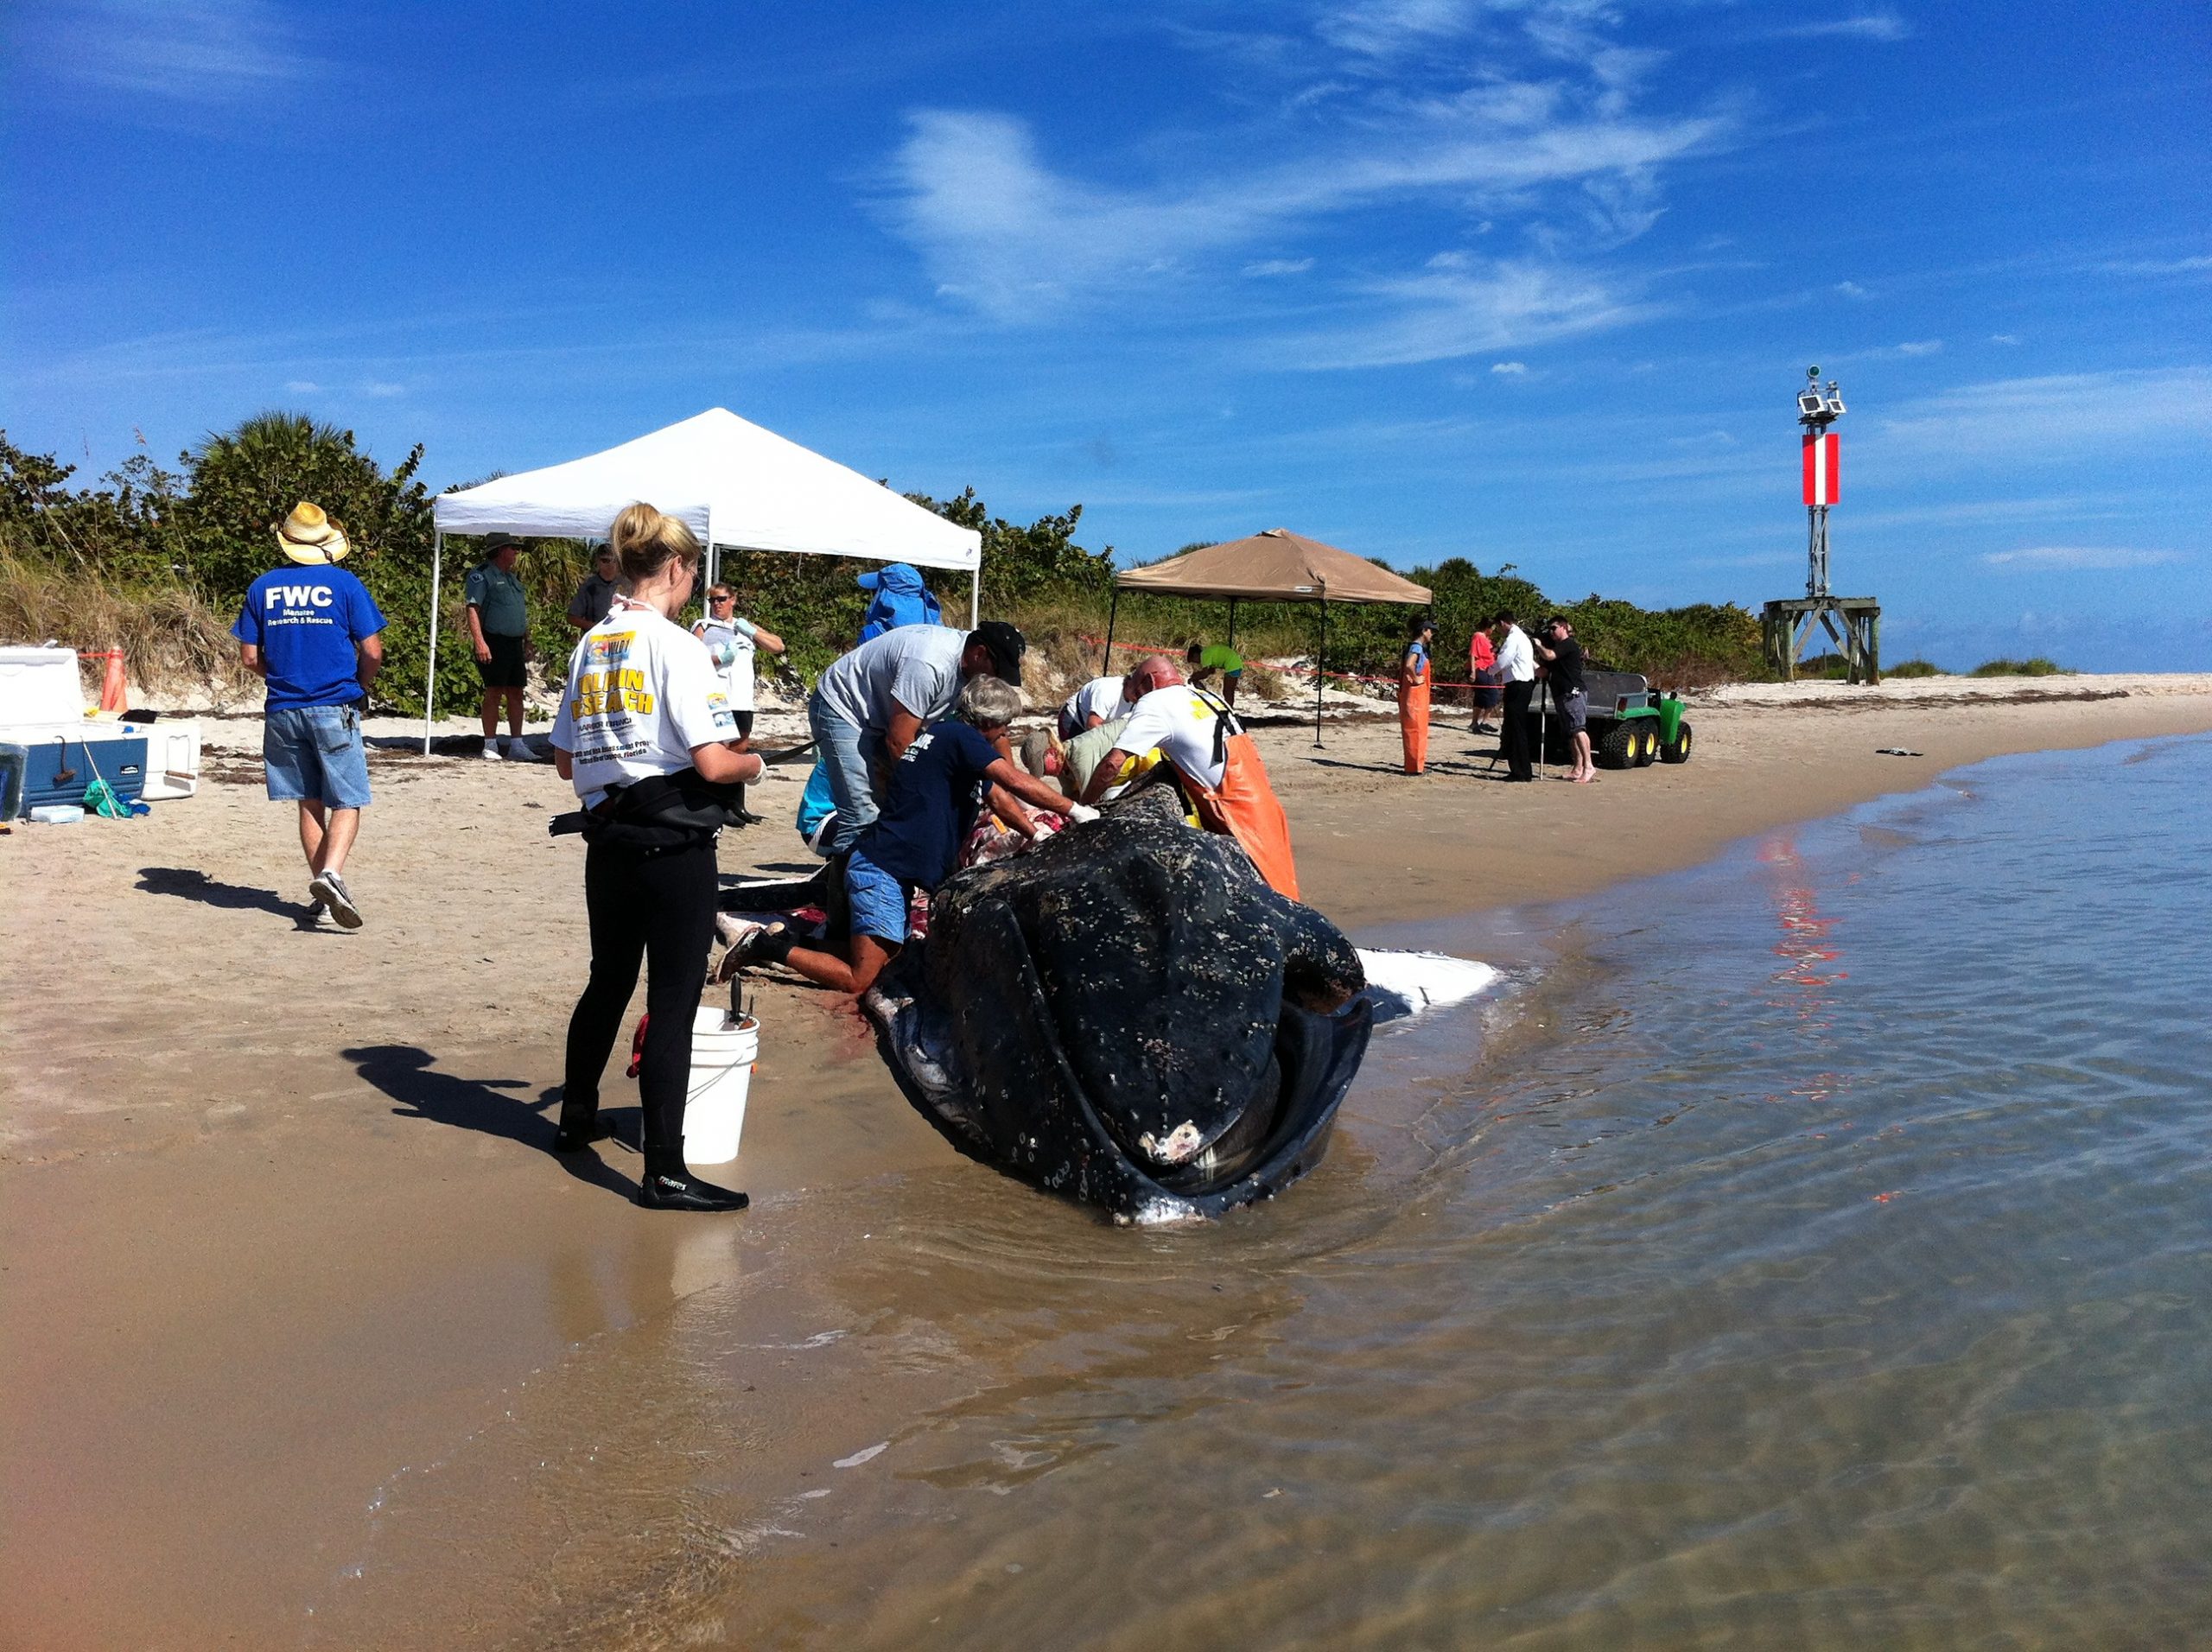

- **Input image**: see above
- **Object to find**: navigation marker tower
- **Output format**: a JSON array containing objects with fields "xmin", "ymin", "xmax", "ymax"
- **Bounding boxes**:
[{"xmin": 1762, "ymin": 365, "xmax": 1880, "ymax": 682}]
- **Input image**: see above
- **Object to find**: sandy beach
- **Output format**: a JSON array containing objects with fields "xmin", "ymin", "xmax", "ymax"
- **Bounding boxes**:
[{"xmin": 5, "ymin": 674, "xmax": 2212, "ymax": 1649}]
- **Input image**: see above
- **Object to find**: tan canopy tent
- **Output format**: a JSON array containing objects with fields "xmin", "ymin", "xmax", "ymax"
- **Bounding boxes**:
[{"xmin": 1108, "ymin": 528, "xmax": 1433, "ymax": 743}]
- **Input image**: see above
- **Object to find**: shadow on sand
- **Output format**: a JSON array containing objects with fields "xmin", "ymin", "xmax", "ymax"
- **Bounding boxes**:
[
  {"xmin": 343, "ymin": 1043, "xmax": 638, "ymax": 1198},
  {"xmin": 137, "ymin": 866, "xmax": 325, "ymax": 927}
]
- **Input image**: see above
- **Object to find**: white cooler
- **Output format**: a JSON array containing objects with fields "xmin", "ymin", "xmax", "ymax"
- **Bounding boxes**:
[{"xmin": 0, "ymin": 645, "xmax": 87, "ymax": 724}]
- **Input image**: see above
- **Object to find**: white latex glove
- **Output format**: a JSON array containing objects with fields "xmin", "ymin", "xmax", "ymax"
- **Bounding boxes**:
[{"xmin": 1066, "ymin": 804, "xmax": 1101, "ymax": 824}]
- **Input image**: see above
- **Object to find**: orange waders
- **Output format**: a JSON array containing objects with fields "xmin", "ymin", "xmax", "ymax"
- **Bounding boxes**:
[
  {"xmin": 1399, "ymin": 658, "xmax": 1431, "ymax": 774},
  {"xmin": 1178, "ymin": 689, "xmax": 1302, "ymax": 902}
]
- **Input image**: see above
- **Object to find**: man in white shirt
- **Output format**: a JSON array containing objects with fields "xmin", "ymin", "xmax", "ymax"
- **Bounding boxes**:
[
  {"xmin": 808, "ymin": 620, "xmax": 1027, "ymax": 853},
  {"xmin": 1492, "ymin": 613, "xmax": 1537, "ymax": 782},
  {"xmin": 1057, "ymin": 670, "xmax": 1142, "ymax": 741},
  {"xmin": 1076, "ymin": 656, "xmax": 1228, "ymax": 802}
]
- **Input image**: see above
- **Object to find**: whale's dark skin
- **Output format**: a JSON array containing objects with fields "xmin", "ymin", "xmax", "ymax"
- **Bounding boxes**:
[{"xmin": 859, "ymin": 784, "xmax": 1371, "ymax": 1222}]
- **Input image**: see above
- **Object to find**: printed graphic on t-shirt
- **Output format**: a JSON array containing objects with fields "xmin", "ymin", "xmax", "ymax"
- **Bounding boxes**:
[
  {"xmin": 564, "ymin": 628, "xmax": 733, "ymax": 767},
  {"xmin": 569, "ymin": 631, "xmax": 657, "ymax": 721},
  {"xmin": 257, "ymin": 581, "xmax": 342, "ymax": 624}
]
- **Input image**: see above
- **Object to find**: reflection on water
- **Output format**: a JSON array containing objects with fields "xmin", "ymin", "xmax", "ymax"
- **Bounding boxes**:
[{"xmin": 334, "ymin": 737, "xmax": 2212, "ymax": 1649}]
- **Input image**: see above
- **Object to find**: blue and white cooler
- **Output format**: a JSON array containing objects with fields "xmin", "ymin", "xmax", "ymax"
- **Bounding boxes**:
[{"xmin": 0, "ymin": 646, "xmax": 201, "ymax": 818}]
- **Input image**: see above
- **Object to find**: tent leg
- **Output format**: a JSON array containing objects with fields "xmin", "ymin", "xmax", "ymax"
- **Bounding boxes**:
[
  {"xmin": 1103, "ymin": 589, "xmax": 1120, "ymax": 673},
  {"xmin": 1313, "ymin": 599, "xmax": 1326, "ymax": 747},
  {"xmin": 423, "ymin": 531, "xmax": 442, "ymax": 754},
  {"xmin": 969, "ymin": 564, "xmax": 980, "ymax": 629}
]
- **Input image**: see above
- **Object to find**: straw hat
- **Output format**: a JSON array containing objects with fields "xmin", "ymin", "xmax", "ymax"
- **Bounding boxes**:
[{"xmin": 275, "ymin": 501, "xmax": 351, "ymax": 565}]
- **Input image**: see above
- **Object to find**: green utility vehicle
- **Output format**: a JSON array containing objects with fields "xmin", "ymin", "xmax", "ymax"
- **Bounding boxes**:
[{"xmin": 1526, "ymin": 670, "xmax": 1693, "ymax": 769}]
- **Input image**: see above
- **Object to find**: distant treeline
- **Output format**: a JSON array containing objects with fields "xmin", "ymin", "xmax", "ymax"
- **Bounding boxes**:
[{"xmin": 0, "ymin": 413, "xmax": 1766, "ymax": 715}]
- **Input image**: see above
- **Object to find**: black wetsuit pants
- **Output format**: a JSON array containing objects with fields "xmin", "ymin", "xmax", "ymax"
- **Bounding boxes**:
[
  {"xmin": 731, "ymin": 710, "xmax": 754, "ymax": 817},
  {"xmin": 1502, "ymin": 679, "xmax": 1535, "ymax": 779},
  {"xmin": 563, "ymin": 836, "xmax": 716, "ymax": 1179}
]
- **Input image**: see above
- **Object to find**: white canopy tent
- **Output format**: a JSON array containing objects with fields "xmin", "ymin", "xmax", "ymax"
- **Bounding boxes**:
[{"xmin": 424, "ymin": 408, "xmax": 983, "ymax": 750}]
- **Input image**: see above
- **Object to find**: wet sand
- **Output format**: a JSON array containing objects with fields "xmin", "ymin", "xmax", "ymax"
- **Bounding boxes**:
[{"xmin": 3, "ymin": 676, "xmax": 2210, "ymax": 1648}]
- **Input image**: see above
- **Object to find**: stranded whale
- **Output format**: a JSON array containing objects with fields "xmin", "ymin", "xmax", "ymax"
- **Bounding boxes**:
[{"xmin": 860, "ymin": 785, "xmax": 1372, "ymax": 1223}]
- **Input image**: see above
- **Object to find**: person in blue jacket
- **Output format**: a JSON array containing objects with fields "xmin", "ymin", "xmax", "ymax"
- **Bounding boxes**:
[{"xmin": 855, "ymin": 563, "xmax": 942, "ymax": 642}]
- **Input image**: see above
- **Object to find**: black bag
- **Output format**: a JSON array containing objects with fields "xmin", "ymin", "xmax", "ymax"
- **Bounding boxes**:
[{"xmin": 549, "ymin": 767, "xmax": 747, "ymax": 853}]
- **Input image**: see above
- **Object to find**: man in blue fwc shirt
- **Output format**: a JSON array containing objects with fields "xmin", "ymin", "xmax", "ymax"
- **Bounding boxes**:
[{"xmin": 232, "ymin": 502, "xmax": 386, "ymax": 929}]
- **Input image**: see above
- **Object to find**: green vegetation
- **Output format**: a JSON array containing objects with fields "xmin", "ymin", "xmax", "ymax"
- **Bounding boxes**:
[
  {"xmin": 1886, "ymin": 659, "xmax": 1946, "ymax": 678},
  {"xmin": 3, "ymin": 414, "xmax": 1771, "ymax": 714},
  {"xmin": 1968, "ymin": 657, "xmax": 2069, "ymax": 677}
]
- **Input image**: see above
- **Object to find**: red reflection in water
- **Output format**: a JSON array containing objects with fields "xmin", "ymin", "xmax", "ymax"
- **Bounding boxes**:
[{"xmin": 1756, "ymin": 835, "xmax": 1849, "ymax": 1100}]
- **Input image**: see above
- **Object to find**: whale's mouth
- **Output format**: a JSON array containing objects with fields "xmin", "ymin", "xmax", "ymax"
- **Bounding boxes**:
[{"xmin": 1088, "ymin": 1043, "xmax": 1294, "ymax": 1198}]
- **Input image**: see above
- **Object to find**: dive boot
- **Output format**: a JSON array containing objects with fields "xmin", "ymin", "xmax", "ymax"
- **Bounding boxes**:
[{"xmin": 637, "ymin": 1172, "xmax": 750, "ymax": 1213}]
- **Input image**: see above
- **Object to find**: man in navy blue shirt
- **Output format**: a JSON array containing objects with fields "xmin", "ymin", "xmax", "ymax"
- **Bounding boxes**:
[
  {"xmin": 232, "ymin": 502, "xmax": 386, "ymax": 928},
  {"xmin": 721, "ymin": 676, "xmax": 1093, "ymax": 994}
]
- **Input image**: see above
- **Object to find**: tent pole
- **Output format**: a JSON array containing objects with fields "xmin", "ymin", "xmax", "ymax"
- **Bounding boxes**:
[
  {"xmin": 423, "ymin": 530, "xmax": 442, "ymax": 755},
  {"xmin": 1313, "ymin": 598, "xmax": 1326, "ymax": 747},
  {"xmin": 969, "ymin": 563, "xmax": 980, "ymax": 628},
  {"xmin": 1103, "ymin": 588, "xmax": 1120, "ymax": 672}
]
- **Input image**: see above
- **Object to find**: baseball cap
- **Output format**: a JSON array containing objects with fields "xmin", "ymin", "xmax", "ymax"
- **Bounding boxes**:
[{"xmin": 970, "ymin": 620, "xmax": 1026, "ymax": 685}]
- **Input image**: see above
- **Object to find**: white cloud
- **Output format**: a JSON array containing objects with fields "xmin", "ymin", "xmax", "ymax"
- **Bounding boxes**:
[
  {"xmin": 2101, "ymin": 255, "xmax": 2212, "ymax": 276},
  {"xmin": 361, "ymin": 381, "xmax": 406, "ymax": 398},
  {"xmin": 283, "ymin": 379, "xmax": 320, "ymax": 393},
  {"xmin": 1775, "ymin": 13, "xmax": 1912, "ymax": 42},
  {"xmin": 1980, "ymin": 546, "xmax": 2184, "ymax": 570},
  {"xmin": 44, "ymin": 0, "xmax": 315, "ymax": 105},
  {"xmin": 885, "ymin": 3, "xmax": 1728, "ymax": 328},
  {"xmin": 886, "ymin": 97, "xmax": 1725, "ymax": 321},
  {"xmin": 1990, "ymin": 334, "xmax": 2022, "ymax": 345},
  {"xmin": 1894, "ymin": 339, "xmax": 1943, "ymax": 357},
  {"xmin": 1872, "ymin": 367, "xmax": 2212, "ymax": 463},
  {"xmin": 1491, "ymin": 360, "xmax": 1528, "ymax": 375},
  {"xmin": 1834, "ymin": 281, "xmax": 1868, "ymax": 299},
  {"xmin": 1284, "ymin": 259, "xmax": 1646, "ymax": 368},
  {"xmin": 1318, "ymin": 0, "xmax": 1478, "ymax": 58}
]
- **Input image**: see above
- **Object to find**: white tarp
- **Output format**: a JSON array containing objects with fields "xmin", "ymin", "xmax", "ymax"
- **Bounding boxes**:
[
  {"xmin": 419, "ymin": 409, "xmax": 982, "ymax": 750},
  {"xmin": 431, "ymin": 407, "xmax": 981, "ymax": 571}
]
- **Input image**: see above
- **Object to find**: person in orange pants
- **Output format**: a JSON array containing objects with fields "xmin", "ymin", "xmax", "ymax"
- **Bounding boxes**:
[{"xmin": 1398, "ymin": 614, "xmax": 1433, "ymax": 775}]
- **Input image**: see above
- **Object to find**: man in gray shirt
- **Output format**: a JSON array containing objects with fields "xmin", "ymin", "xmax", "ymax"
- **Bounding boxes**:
[{"xmin": 808, "ymin": 620, "xmax": 1026, "ymax": 853}]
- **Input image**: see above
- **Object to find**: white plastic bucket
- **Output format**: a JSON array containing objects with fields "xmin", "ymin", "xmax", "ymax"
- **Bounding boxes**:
[{"xmin": 683, "ymin": 1008, "xmax": 759, "ymax": 1166}]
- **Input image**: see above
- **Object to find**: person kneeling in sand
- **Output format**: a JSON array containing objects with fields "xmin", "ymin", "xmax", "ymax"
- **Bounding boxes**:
[{"xmin": 720, "ymin": 677, "xmax": 1095, "ymax": 994}]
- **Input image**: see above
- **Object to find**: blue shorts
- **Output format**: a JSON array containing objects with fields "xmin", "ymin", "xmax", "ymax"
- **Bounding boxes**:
[
  {"xmin": 844, "ymin": 847, "xmax": 912, "ymax": 944},
  {"xmin": 264, "ymin": 704, "xmax": 372, "ymax": 810}
]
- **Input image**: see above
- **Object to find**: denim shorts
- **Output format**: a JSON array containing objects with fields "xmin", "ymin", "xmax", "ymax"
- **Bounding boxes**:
[
  {"xmin": 843, "ymin": 847, "xmax": 912, "ymax": 944},
  {"xmin": 264, "ymin": 704, "xmax": 372, "ymax": 810}
]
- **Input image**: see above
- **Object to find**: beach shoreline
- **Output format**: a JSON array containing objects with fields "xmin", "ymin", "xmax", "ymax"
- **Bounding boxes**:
[{"xmin": 4, "ymin": 677, "xmax": 2211, "ymax": 1647}]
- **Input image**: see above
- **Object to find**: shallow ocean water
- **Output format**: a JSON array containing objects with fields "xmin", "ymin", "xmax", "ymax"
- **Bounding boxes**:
[{"xmin": 331, "ymin": 736, "xmax": 2212, "ymax": 1648}]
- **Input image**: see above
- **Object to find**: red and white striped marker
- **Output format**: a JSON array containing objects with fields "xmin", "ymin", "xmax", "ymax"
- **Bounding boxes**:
[{"xmin": 1802, "ymin": 431, "xmax": 1840, "ymax": 505}]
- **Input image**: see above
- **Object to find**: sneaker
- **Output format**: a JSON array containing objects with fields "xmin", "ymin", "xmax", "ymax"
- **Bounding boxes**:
[
  {"xmin": 502, "ymin": 736, "xmax": 541, "ymax": 762},
  {"xmin": 712, "ymin": 918, "xmax": 786, "ymax": 983},
  {"xmin": 309, "ymin": 870, "xmax": 363, "ymax": 929},
  {"xmin": 480, "ymin": 736, "xmax": 503, "ymax": 760}
]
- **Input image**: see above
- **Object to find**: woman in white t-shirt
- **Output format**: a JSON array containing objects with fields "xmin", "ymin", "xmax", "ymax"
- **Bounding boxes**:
[
  {"xmin": 692, "ymin": 582, "xmax": 786, "ymax": 743},
  {"xmin": 550, "ymin": 503, "xmax": 763, "ymax": 1214}
]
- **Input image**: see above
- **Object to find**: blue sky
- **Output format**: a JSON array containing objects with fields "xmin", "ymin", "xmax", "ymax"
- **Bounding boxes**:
[{"xmin": 4, "ymin": 0, "xmax": 2207, "ymax": 668}]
